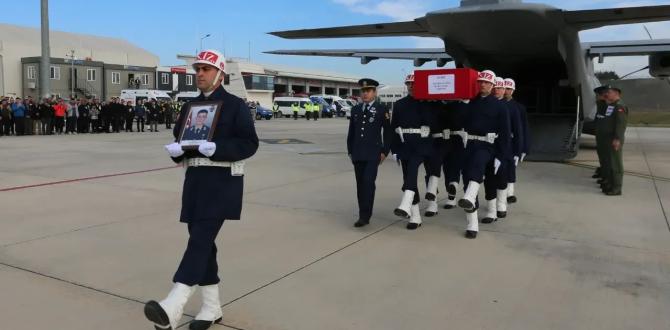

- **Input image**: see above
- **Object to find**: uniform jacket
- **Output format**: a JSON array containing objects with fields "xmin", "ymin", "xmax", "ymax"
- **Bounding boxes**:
[
  {"xmin": 347, "ymin": 101, "xmax": 392, "ymax": 161},
  {"xmin": 464, "ymin": 94, "xmax": 512, "ymax": 161},
  {"xmin": 504, "ymin": 99, "xmax": 524, "ymax": 157},
  {"xmin": 171, "ymin": 85, "xmax": 259, "ymax": 222},
  {"xmin": 390, "ymin": 96, "xmax": 435, "ymax": 158},
  {"xmin": 596, "ymin": 100, "xmax": 628, "ymax": 143}
]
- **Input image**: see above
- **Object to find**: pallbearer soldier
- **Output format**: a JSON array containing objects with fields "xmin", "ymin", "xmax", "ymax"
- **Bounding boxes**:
[
  {"xmin": 144, "ymin": 49, "xmax": 259, "ymax": 330},
  {"xmin": 457, "ymin": 70, "xmax": 512, "ymax": 239},
  {"xmin": 503, "ymin": 78, "xmax": 529, "ymax": 203},
  {"xmin": 390, "ymin": 74, "xmax": 434, "ymax": 230},
  {"xmin": 422, "ymin": 99, "xmax": 450, "ymax": 217},
  {"xmin": 442, "ymin": 100, "xmax": 469, "ymax": 209},
  {"xmin": 347, "ymin": 78, "xmax": 392, "ymax": 227}
]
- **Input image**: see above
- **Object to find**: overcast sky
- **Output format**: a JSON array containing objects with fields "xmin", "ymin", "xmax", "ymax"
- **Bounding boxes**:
[{"xmin": 2, "ymin": 0, "xmax": 669, "ymax": 85}]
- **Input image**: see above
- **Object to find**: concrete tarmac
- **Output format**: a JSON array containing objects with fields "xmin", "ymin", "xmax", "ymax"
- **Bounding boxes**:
[{"xmin": 0, "ymin": 119, "xmax": 668, "ymax": 330}]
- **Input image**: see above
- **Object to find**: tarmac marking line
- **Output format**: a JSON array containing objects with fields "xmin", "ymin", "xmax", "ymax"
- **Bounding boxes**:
[
  {"xmin": 0, "ymin": 165, "xmax": 180, "ymax": 192},
  {"xmin": 634, "ymin": 128, "xmax": 670, "ymax": 233}
]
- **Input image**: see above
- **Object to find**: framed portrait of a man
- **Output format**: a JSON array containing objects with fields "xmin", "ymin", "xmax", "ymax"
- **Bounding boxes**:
[{"xmin": 177, "ymin": 100, "xmax": 223, "ymax": 149}]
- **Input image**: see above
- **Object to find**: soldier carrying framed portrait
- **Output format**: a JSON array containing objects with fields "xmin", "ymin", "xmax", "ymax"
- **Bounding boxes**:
[{"xmin": 177, "ymin": 100, "xmax": 223, "ymax": 149}]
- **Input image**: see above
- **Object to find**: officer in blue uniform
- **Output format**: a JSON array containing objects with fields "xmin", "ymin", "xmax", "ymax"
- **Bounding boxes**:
[
  {"xmin": 503, "ymin": 78, "xmax": 529, "ymax": 203},
  {"xmin": 347, "ymin": 78, "xmax": 392, "ymax": 228},
  {"xmin": 390, "ymin": 74, "xmax": 435, "ymax": 230},
  {"xmin": 442, "ymin": 100, "xmax": 469, "ymax": 209},
  {"xmin": 182, "ymin": 109, "xmax": 212, "ymax": 140},
  {"xmin": 457, "ymin": 70, "xmax": 512, "ymax": 239},
  {"xmin": 145, "ymin": 49, "xmax": 259, "ymax": 330}
]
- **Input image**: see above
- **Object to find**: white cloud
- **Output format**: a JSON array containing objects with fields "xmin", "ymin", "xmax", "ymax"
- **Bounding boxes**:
[{"xmin": 331, "ymin": 0, "xmax": 428, "ymax": 21}]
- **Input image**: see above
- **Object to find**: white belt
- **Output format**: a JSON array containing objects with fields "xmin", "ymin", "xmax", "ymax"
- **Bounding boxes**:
[
  {"xmin": 185, "ymin": 158, "xmax": 245, "ymax": 176},
  {"xmin": 432, "ymin": 133, "xmax": 444, "ymax": 139},
  {"xmin": 467, "ymin": 133, "xmax": 498, "ymax": 144},
  {"xmin": 395, "ymin": 126, "xmax": 430, "ymax": 142}
]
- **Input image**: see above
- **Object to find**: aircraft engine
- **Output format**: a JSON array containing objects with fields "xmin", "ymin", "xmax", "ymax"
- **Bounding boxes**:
[{"xmin": 649, "ymin": 53, "xmax": 670, "ymax": 78}]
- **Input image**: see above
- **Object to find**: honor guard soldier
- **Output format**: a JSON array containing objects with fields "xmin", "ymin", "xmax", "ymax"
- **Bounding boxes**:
[
  {"xmin": 390, "ymin": 74, "xmax": 435, "ymax": 230},
  {"xmin": 596, "ymin": 85, "xmax": 628, "ymax": 196},
  {"xmin": 422, "ymin": 99, "xmax": 450, "ymax": 217},
  {"xmin": 145, "ymin": 49, "xmax": 259, "ymax": 330},
  {"xmin": 480, "ymin": 77, "xmax": 521, "ymax": 224},
  {"xmin": 441, "ymin": 100, "xmax": 469, "ymax": 209},
  {"xmin": 347, "ymin": 78, "xmax": 392, "ymax": 227},
  {"xmin": 503, "ymin": 78, "xmax": 529, "ymax": 203},
  {"xmin": 457, "ymin": 70, "xmax": 512, "ymax": 239}
]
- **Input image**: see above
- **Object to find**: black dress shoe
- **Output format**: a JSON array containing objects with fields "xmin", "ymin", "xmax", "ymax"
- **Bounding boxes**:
[
  {"xmin": 497, "ymin": 211, "xmax": 507, "ymax": 219},
  {"xmin": 481, "ymin": 217, "xmax": 496, "ymax": 224},
  {"xmin": 354, "ymin": 219, "xmax": 370, "ymax": 227},
  {"xmin": 604, "ymin": 190, "xmax": 622, "ymax": 196},
  {"xmin": 465, "ymin": 231, "xmax": 478, "ymax": 239},
  {"xmin": 189, "ymin": 318, "xmax": 223, "ymax": 330},
  {"xmin": 406, "ymin": 222, "xmax": 422, "ymax": 230},
  {"xmin": 144, "ymin": 301, "xmax": 172, "ymax": 330},
  {"xmin": 507, "ymin": 195, "xmax": 517, "ymax": 203},
  {"xmin": 458, "ymin": 198, "xmax": 475, "ymax": 211},
  {"xmin": 443, "ymin": 204, "xmax": 455, "ymax": 209},
  {"xmin": 394, "ymin": 208, "xmax": 410, "ymax": 218},
  {"xmin": 425, "ymin": 192, "xmax": 436, "ymax": 201},
  {"xmin": 592, "ymin": 173, "xmax": 601, "ymax": 179},
  {"xmin": 424, "ymin": 211, "xmax": 437, "ymax": 217},
  {"xmin": 597, "ymin": 178, "xmax": 606, "ymax": 185}
]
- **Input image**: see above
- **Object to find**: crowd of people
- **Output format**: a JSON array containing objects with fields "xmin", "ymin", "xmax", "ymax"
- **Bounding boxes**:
[{"xmin": 0, "ymin": 96, "xmax": 182, "ymax": 136}]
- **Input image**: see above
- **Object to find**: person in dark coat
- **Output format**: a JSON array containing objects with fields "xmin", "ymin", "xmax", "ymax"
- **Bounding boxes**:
[
  {"xmin": 124, "ymin": 100, "xmax": 135, "ymax": 132},
  {"xmin": 144, "ymin": 49, "xmax": 258, "ymax": 330},
  {"xmin": 346, "ymin": 78, "xmax": 392, "ymax": 228},
  {"xmin": 503, "ymin": 78, "xmax": 529, "ymax": 203},
  {"xmin": 457, "ymin": 70, "xmax": 512, "ymax": 239}
]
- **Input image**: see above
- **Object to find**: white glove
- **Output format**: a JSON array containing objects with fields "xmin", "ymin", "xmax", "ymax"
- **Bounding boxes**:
[
  {"xmin": 165, "ymin": 142, "xmax": 184, "ymax": 158},
  {"xmin": 514, "ymin": 156, "xmax": 519, "ymax": 167},
  {"xmin": 494, "ymin": 158, "xmax": 501, "ymax": 175},
  {"xmin": 198, "ymin": 142, "xmax": 217, "ymax": 157},
  {"xmin": 521, "ymin": 153, "xmax": 527, "ymax": 162}
]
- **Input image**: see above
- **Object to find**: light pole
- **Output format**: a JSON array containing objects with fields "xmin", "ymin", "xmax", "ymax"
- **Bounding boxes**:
[
  {"xmin": 40, "ymin": 0, "xmax": 51, "ymax": 99},
  {"xmin": 66, "ymin": 49, "xmax": 76, "ymax": 99},
  {"xmin": 200, "ymin": 34, "xmax": 211, "ymax": 53}
]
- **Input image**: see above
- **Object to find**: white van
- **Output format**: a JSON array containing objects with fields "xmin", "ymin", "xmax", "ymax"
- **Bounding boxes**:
[
  {"xmin": 273, "ymin": 97, "xmax": 312, "ymax": 117},
  {"xmin": 119, "ymin": 89, "xmax": 172, "ymax": 106},
  {"xmin": 174, "ymin": 91, "xmax": 200, "ymax": 103}
]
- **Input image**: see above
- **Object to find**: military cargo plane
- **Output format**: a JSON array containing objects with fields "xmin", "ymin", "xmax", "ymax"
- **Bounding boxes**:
[{"xmin": 266, "ymin": 0, "xmax": 670, "ymax": 160}]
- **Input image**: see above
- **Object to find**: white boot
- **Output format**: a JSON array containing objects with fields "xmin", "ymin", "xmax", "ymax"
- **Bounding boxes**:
[
  {"xmin": 444, "ymin": 182, "xmax": 458, "ymax": 209},
  {"xmin": 144, "ymin": 283, "xmax": 196, "ymax": 330},
  {"xmin": 497, "ymin": 189, "xmax": 508, "ymax": 218},
  {"xmin": 425, "ymin": 175, "xmax": 439, "ymax": 201},
  {"xmin": 394, "ymin": 190, "xmax": 415, "ymax": 218},
  {"xmin": 458, "ymin": 181, "xmax": 480, "ymax": 211},
  {"xmin": 465, "ymin": 210, "xmax": 479, "ymax": 239},
  {"xmin": 407, "ymin": 204, "xmax": 422, "ymax": 230},
  {"xmin": 191, "ymin": 285, "xmax": 223, "ymax": 330},
  {"xmin": 507, "ymin": 183, "xmax": 517, "ymax": 203},
  {"xmin": 425, "ymin": 200, "xmax": 438, "ymax": 217},
  {"xmin": 482, "ymin": 199, "xmax": 497, "ymax": 224}
]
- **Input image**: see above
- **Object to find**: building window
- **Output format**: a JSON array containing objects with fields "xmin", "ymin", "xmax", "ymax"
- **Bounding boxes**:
[
  {"xmin": 186, "ymin": 75, "xmax": 193, "ymax": 86},
  {"xmin": 161, "ymin": 73, "xmax": 169, "ymax": 85},
  {"xmin": 242, "ymin": 74, "xmax": 274, "ymax": 91},
  {"xmin": 87, "ymin": 69, "xmax": 96, "ymax": 81},
  {"xmin": 112, "ymin": 72, "xmax": 121, "ymax": 84},
  {"xmin": 50, "ymin": 66, "xmax": 60, "ymax": 80},
  {"xmin": 141, "ymin": 74, "xmax": 149, "ymax": 85},
  {"xmin": 27, "ymin": 66, "xmax": 36, "ymax": 80}
]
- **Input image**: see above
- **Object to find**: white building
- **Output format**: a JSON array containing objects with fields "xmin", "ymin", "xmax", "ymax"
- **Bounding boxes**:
[
  {"xmin": 177, "ymin": 55, "xmax": 361, "ymax": 107},
  {"xmin": 0, "ymin": 23, "xmax": 158, "ymax": 97},
  {"xmin": 377, "ymin": 85, "xmax": 408, "ymax": 109}
]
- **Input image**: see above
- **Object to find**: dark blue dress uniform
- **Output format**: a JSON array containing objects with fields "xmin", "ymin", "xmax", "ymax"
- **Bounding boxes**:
[
  {"xmin": 441, "ymin": 100, "xmax": 468, "ymax": 206},
  {"xmin": 390, "ymin": 96, "xmax": 434, "ymax": 199},
  {"xmin": 182, "ymin": 124, "xmax": 211, "ymax": 141},
  {"xmin": 504, "ymin": 98, "xmax": 526, "ymax": 184},
  {"xmin": 347, "ymin": 84, "xmax": 392, "ymax": 225},
  {"xmin": 423, "ymin": 101, "xmax": 449, "ymax": 186},
  {"xmin": 170, "ymin": 85, "xmax": 259, "ymax": 286},
  {"xmin": 462, "ymin": 94, "xmax": 512, "ymax": 206}
]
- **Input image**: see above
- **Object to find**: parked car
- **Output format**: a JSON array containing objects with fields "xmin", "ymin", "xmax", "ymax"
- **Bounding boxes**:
[{"xmin": 255, "ymin": 105, "xmax": 273, "ymax": 120}]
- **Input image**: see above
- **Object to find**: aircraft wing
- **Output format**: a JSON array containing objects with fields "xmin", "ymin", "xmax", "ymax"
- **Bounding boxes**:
[
  {"xmin": 269, "ymin": 19, "xmax": 432, "ymax": 39},
  {"xmin": 563, "ymin": 5, "xmax": 670, "ymax": 30},
  {"xmin": 264, "ymin": 48, "xmax": 452, "ymax": 66},
  {"xmin": 583, "ymin": 39, "xmax": 670, "ymax": 58}
]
